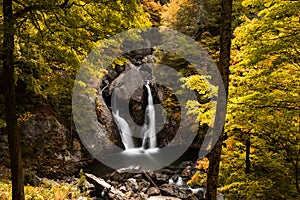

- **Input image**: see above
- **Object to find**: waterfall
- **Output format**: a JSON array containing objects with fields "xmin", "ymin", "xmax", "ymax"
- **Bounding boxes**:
[
  {"xmin": 112, "ymin": 80, "xmax": 157, "ymax": 151},
  {"xmin": 112, "ymin": 110, "xmax": 135, "ymax": 149},
  {"xmin": 142, "ymin": 81, "xmax": 157, "ymax": 149}
]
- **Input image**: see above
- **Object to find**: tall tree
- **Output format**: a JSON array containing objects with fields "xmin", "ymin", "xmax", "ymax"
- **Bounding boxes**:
[
  {"xmin": 2, "ymin": 0, "xmax": 25, "ymax": 199},
  {"xmin": 220, "ymin": 0, "xmax": 300, "ymax": 199},
  {"xmin": 1, "ymin": 0, "xmax": 151, "ymax": 197},
  {"xmin": 0, "ymin": 0, "xmax": 151, "ymax": 128},
  {"xmin": 206, "ymin": 0, "xmax": 232, "ymax": 199}
]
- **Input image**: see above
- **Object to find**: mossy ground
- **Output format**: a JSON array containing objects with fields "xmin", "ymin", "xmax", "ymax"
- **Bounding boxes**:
[{"xmin": 0, "ymin": 178, "xmax": 90, "ymax": 200}]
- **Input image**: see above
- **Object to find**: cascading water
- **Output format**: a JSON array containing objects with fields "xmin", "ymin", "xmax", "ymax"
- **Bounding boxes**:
[
  {"xmin": 112, "ymin": 110, "xmax": 135, "ymax": 149},
  {"xmin": 112, "ymin": 80, "xmax": 157, "ymax": 152},
  {"xmin": 142, "ymin": 81, "xmax": 156, "ymax": 149}
]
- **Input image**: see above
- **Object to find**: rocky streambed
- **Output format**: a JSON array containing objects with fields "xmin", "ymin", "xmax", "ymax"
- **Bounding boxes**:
[{"xmin": 80, "ymin": 161, "xmax": 213, "ymax": 200}]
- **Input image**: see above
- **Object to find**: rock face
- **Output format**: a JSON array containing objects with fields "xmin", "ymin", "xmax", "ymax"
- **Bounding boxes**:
[
  {"xmin": 0, "ymin": 110, "xmax": 87, "ymax": 180},
  {"xmin": 18, "ymin": 112, "xmax": 86, "ymax": 179},
  {"xmin": 0, "ymin": 128, "xmax": 9, "ymax": 174}
]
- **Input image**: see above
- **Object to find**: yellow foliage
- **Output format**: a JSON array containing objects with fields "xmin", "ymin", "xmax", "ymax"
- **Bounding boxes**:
[
  {"xmin": 0, "ymin": 179, "xmax": 89, "ymax": 200},
  {"xmin": 195, "ymin": 157, "xmax": 209, "ymax": 172}
]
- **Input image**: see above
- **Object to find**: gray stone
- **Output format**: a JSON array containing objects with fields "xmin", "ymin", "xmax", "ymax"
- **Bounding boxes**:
[
  {"xmin": 109, "ymin": 68, "xmax": 144, "ymax": 102},
  {"xmin": 147, "ymin": 187, "xmax": 161, "ymax": 196},
  {"xmin": 110, "ymin": 167, "xmax": 141, "ymax": 181},
  {"xmin": 126, "ymin": 178, "xmax": 139, "ymax": 192},
  {"xmin": 147, "ymin": 196, "xmax": 181, "ymax": 200},
  {"xmin": 160, "ymin": 184, "xmax": 192, "ymax": 199}
]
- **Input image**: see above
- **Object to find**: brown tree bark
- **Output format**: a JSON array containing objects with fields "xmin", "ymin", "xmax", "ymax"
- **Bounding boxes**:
[
  {"xmin": 245, "ymin": 132, "xmax": 251, "ymax": 174},
  {"xmin": 3, "ymin": 0, "xmax": 25, "ymax": 199},
  {"xmin": 206, "ymin": 0, "xmax": 232, "ymax": 199}
]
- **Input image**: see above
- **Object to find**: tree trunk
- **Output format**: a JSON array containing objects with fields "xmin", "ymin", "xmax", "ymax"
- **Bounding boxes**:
[
  {"xmin": 245, "ymin": 133, "xmax": 251, "ymax": 174},
  {"xmin": 295, "ymin": 149, "xmax": 300, "ymax": 194},
  {"xmin": 3, "ymin": 0, "xmax": 25, "ymax": 199},
  {"xmin": 206, "ymin": 0, "xmax": 232, "ymax": 199}
]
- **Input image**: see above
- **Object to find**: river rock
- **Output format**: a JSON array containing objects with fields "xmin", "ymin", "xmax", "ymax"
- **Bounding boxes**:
[
  {"xmin": 160, "ymin": 184, "xmax": 193, "ymax": 199},
  {"xmin": 147, "ymin": 196, "xmax": 181, "ymax": 200},
  {"xmin": 125, "ymin": 178, "xmax": 139, "ymax": 192},
  {"xmin": 154, "ymin": 173, "xmax": 170, "ymax": 185},
  {"xmin": 110, "ymin": 166, "xmax": 141, "ymax": 181},
  {"xmin": 147, "ymin": 187, "xmax": 161, "ymax": 196}
]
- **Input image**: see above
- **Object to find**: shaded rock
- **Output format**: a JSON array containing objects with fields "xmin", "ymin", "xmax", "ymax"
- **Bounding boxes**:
[
  {"xmin": 19, "ymin": 113, "xmax": 84, "ymax": 178},
  {"xmin": 0, "ymin": 129, "xmax": 9, "ymax": 167},
  {"xmin": 107, "ymin": 189, "xmax": 127, "ymax": 200},
  {"xmin": 139, "ymin": 179, "xmax": 151, "ymax": 193},
  {"xmin": 147, "ymin": 196, "xmax": 181, "ymax": 200},
  {"xmin": 179, "ymin": 161, "xmax": 194, "ymax": 169},
  {"xmin": 160, "ymin": 184, "xmax": 192, "ymax": 199},
  {"xmin": 110, "ymin": 166, "xmax": 141, "ymax": 181},
  {"xmin": 95, "ymin": 93, "xmax": 122, "ymax": 147},
  {"xmin": 154, "ymin": 173, "xmax": 170, "ymax": 185},
  {"xmin": 109, "ymin": 68, "xmax": 144, "ymax": 102},
  {"xmin": 147, "ymin": 187, "xmax": 161, "ymax": 196},
  {"xmin": 159, "ymin": 168, "xmax": 176, "ymax": 176},
  {"xmin": 85, "ymin": 173, "xmax": 111, "ymax": 191},
  {"xmin": 181, "ymin": 166, "xmax": 192, "ymax": 177}
]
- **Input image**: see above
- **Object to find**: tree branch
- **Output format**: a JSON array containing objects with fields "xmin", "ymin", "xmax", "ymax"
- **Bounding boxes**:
[
  {"xmin": 13, "ymin": 0, "xmax": 83, "ymax": 19},
  {"xmin": 13, "ymin": 4, "xmax": 49, "ymax": 19}
]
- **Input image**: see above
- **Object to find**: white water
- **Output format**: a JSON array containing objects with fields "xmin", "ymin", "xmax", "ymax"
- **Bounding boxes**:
[
  {"xmin": 112, "ymin": 81, "xmax": 157, "ymax": 152},
  {"xmin": 142, "ymin": 81, "xmax": 156, "ymax": 148},
  {"xmin": 112, "ymin": 110, "xmax": 135, "ymax": 149}
]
